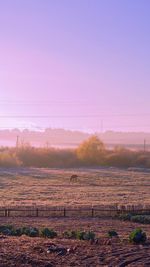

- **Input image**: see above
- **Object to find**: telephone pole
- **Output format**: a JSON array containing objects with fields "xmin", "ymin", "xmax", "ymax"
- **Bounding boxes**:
[
  {"xmin": 101, "ymin": 120, "xmax": 103, "ymax": 133},
  {"xmin": 16, "ymin": 135, "xmax": 19, "ymax": 148},
  {"xmin": 144, "ymin": 139, "xmax": 146, "ymax": 152}
]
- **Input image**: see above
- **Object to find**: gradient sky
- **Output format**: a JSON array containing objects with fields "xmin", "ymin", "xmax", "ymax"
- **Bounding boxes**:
[{"xmin": 0, "ymin": 0, "xmax": 150, "ymax": 132}]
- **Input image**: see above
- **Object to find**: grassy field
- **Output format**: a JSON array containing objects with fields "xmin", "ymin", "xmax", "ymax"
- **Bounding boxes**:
[{"xmin": 0, "ymin": 167, "xmax": 150, "ymax": 207}]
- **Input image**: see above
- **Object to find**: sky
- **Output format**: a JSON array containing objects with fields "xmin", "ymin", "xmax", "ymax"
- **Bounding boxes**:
[{"xmin": 0, "ymin": 0, "xmax": 150, "ymax": 132}]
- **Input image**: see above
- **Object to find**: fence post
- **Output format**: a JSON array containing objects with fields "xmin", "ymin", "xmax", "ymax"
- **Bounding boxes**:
[
  {"xmin": 64, "ymin": 208, "xmax": 66, "ymax": 217},
  {"xmin": 7, "ymin": 209, "xmax": 10, "ymax": 217},
  {"xmin": 4, "ymin": 209, "xmax": 7, "ymax": 217},
  {"xmin": 92, "ymin": 207, "xmax": 94, "ymax": 217},
  {"xmin": 36, "ymin": 208, "xmax": 38, "ymax": 217}
]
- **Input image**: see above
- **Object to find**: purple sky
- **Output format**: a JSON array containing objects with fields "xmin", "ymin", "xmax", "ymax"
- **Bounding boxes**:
[{"xmin": 0, "ymin": 0, "xmax": 150, "ymax": 132}]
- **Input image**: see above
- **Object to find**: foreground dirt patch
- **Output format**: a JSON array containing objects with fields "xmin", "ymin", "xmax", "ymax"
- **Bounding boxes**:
[
  {"xmin": 0, "ymin": 218, "xmax": 150, "ymax": 266},
  {"xmin": 0, "ymin": 235, "xmax": 150, "ymax": 267},
  {"xmin": 0, "ymin": 217, "xmax": 150, "ymax": 238}
]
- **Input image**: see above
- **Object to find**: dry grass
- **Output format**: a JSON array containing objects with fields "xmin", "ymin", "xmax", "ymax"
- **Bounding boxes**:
[{"xmin": 0, "ymin": 167, "xmax": 150, "ymax": 207}]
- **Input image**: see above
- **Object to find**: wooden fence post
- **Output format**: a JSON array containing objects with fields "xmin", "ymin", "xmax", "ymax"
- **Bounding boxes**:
[
  {"xmin": 64, "ymin": 208, "xmax": 66, "ymax": 217},
  {"xmin": 7, "ymin": 209, "xmax": 10, "ymax": 217},
  {"xmin": 92, "ymin": 207, "xmax": 94, "ymax": 217},
  {"xmin": 4, "ymin": 209, "xmax": 7, "ymax": 217},
  {"xmin": 36, "ymin": 208, "xmax": 39, "ymax": 217}
]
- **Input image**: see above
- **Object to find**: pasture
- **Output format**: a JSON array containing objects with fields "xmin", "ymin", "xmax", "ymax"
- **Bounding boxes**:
[{"xmin": 0, "ymin": 167, "xmax": 150, "ymax": 207}]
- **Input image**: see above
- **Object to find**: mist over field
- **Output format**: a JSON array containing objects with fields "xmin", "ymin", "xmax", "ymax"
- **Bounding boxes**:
[{"xmin": 0, "ymin": 128, "xmax": 149, "ymax": 150}]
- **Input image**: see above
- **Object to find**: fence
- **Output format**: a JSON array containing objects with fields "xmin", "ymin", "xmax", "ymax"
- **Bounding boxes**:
[{"xmin": 0, "ymin": 205, "xmax": 150, "ymax": 218}]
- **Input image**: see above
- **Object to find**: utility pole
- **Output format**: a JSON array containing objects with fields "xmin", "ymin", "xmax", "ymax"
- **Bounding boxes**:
[
  {"xmin": 144, "ymin": 139, "xmax": 146, "ymax": 152},
  {"xmin": 16, "ymin": 135, "xmax": 19, "ymax": 148},
  {"xmin": 101, "ymin": 120, "xmax": 103, "ymax": 133},
  {"xmin": 46, "ymin": 141, "xmax": 49, "ymax": 149}
]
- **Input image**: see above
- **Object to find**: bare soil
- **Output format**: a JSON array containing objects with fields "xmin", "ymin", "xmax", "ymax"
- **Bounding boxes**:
[
  {"xmin": 0, "ymin": 217, "xmax": 150, "ymax": 266},
  {"xmin": 1, "ymin": 235, "xmax": 150, "ymax": 267}
]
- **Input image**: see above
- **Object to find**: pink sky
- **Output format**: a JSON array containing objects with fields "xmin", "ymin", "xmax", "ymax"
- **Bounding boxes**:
[{"xmin": 0, "ymin": 0, "xmax": 150, "ymax": 132}]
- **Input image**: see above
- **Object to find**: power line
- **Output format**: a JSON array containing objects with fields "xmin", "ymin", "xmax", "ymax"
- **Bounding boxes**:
[
  {"xmin": 0, "ymin": 115, "xmax": 101, "ymax": 118},
  {"xmin": 0, "ymin": 114, "xmax": 150, "ymax": 118},
  {"xmin": 1, "ymin": 126, "xmax": 150, "ymax": 130},
  {"xmin": 0, "ymin": 101, "xmax": 92, "ymax": 106}
]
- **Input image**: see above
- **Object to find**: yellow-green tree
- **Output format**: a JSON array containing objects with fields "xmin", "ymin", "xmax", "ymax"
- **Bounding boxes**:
[{"xmin": 76, "ymin": 135, "xmax": 105, "ymax": 165}]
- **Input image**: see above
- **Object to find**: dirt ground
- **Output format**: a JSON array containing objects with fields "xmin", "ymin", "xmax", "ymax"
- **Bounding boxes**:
[
  {"xmin": 1, "ymin": 217, "xmax": 150, "ymax": 238},
  {"xmin": 1, "ymin": 235, "xmax": 150, "ymax": 267},
  {"xmin": 0, "ymin": 217, "xmax": 150, "ymax": 266}
]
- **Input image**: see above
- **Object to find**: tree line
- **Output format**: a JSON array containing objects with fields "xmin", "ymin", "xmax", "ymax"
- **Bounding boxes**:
[{"xmin": 0, "ymin": 135, "xmax": 149, "ymax": 168}]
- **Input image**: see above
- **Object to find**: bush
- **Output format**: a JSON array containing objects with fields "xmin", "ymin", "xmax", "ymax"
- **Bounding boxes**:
[
  {"xmin": 0, "ymin": 225, "xmax": 14, "ymax": 235},
  {"xmin": 21, "ymin": 227, "xmax": 39, "ymax": 237},
  {"xmin": 75, "ymin": 230, "xmax": 86, "ymax": 240},
  {"xmin": 82, "ymin": 231, "xmax": 95, "ymax": 241},
  {"xmin": 17, "ymin": 147, "xmax": 79, "ymax": 168},
  {"xmin": 108, "ymin": 230, "xmax": 118, "ymax": 238},
  {"xmin": 130, "ymin": 215, "xmax": 150, "ymax": 224},
  {"xmin": 105, "ymin": 150, "xmax": 135, "ymax": 167},
  {"xmin": 129, "ymin": 228, "xmax": 147, "ymax": 244},
  {"xmin": 117, "ymin": 213, "xmax": 132, "ymax": 221},
  {"xmin": 0, "ymin": 152, "xmax": 21, "ymax": 167},
  {"xmin": 11, "ymin": 228, "xmax": 22, "ymax": 236},
  {"xmin": 40, "ymin": 228, "xmax": 57, "ymax": 238},
  {"xmin": 117, "ymin": 214, "xmax": 150, "ymax": 224},
  {"xmin": 0, "ymin": 226, "xmax": 39, "ymax": 237},
  {"xmin": 63, "ymin": 230, "xmax": 77, "ymax": 239},
  {"xmin": 63, "ymin": 230, "xmax": 95, "ymax": 241}
]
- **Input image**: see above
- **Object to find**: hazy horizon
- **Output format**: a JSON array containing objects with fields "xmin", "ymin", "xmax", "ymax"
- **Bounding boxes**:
[
  {"xmin": 0, "ymin": 0, "xmax": 150, "ymax": 132},
  {"xmin": 0, "ymin": 128, "xmax": 149, "ymax": 150}
]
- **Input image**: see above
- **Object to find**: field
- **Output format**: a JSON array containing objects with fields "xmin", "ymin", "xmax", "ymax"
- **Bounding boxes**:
[
  {"xmin": 0, "ymin": 167, "xmax": 150, "ymax": 207},
  {"xmin": 1, "ymin": 167, "xmax": 150, "ymax": 266},
  {"xmin": 1, "ymin": 217, "xmax": 150, "ymax": 266}
]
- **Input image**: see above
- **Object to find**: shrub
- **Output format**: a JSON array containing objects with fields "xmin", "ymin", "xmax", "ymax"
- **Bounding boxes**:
[
  {"xmin": 63, "ymin": 230, "xmax": 95, "ymax": 241},
  {"xmin": 0, "ymin": 225, "xmax": 14, "ymax": 235},
  {"xmin": 130, "ymin": 215, "xmax": 150, "ymax": 224},
  {"xmin": 21, "ymin": 227, "xmax": 39, "ymax": 237},
  {"xmin": 105, "ymin": 151, "xmax": 134, "ymax": 167},
  {"xmin": 0, "ymin": 152, "xmax": 21, "ymax": 167},
  {"xmin": 40, "ymin": 228, "xmax": 57, "ymax": 238},
  {"xmin": 129, "ymin": 228, "xmax": 147, "ymax": 244},
  {"xmin": 63, "ymin": 230, "xmax": 76, "ymax": 239},
  {"xmin": 117, "ymin": 214, "xmax": 150, "ymax": 224},
  {"xmin": 117, "ymin": 213, "xmax": 132, "ymax": 221},
  {"xmin": 108, "ymin": 230, "xmax": 118, "ymax": 238},
  {"xmin": 83, "ymin": 231, "xmax": 95, "ymax": 241},
  {"xmin": 0, "ymin": 226, "xmax": 39, "ymax": 237},
  {"xmin": 75, "ymin": 230, "xmax": 86, "ymax": 240},
  {"xmin": 11, "ymin": 228, "xmax": 22, "ymax": 236}
]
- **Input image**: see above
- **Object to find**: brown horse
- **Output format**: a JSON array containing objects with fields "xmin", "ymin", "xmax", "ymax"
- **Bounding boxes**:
[{"xmin": 70, "ymin": 174, "xmax": 78, "ymax": 182}]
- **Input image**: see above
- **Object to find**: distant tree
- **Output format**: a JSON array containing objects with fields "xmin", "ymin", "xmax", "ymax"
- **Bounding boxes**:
[{"xmin": 76, "ymin": 135, "xmax": 105, "ymax": 165}]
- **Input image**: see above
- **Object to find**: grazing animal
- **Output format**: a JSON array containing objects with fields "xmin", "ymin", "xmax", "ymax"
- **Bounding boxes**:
[{"xmin": 70, "ymin": 174, "xmax": 78, "ymax": 182}]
